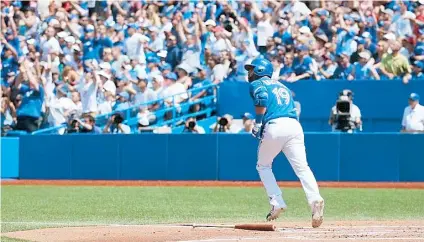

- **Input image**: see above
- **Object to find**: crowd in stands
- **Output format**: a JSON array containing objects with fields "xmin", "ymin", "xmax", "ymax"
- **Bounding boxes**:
[{"xmin": 1, "ymin": 0, "xmax": 424, "ymax": 134}]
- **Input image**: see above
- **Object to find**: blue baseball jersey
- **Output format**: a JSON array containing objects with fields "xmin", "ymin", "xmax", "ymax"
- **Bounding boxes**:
[{"xmin": 249, "ymin": 77, "xmax": 297, "ymax": 124}]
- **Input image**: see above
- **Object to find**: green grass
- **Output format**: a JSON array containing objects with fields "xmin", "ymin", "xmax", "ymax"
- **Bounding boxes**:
[{"xmin": 2, "ymin": 186, "xmax": 424, "ymax": 234}]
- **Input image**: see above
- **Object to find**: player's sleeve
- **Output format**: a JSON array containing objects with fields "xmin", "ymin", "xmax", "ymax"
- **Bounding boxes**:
[{"xmin": 249, "ymin": 81, "xmax": 268, "ymax": 107}]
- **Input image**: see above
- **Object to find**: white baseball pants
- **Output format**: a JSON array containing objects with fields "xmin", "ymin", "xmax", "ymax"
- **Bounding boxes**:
[{"xmin": 256, "ymin": 117, "xmax": 323, "ymax": 209}]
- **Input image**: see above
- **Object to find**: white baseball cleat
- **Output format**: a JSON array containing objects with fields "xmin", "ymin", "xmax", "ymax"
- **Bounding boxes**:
[
  {"xmin": 311, "ymin": 200, "xmax": 325, "ymax": 228},
  {"xmin": 266, "ymin": 206, "xmax": 284, "ymax": 221}
]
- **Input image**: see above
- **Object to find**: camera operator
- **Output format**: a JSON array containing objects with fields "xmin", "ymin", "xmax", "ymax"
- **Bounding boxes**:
[
  {"xmin": 66, "ymin": 114, "xmax": 101, "ymax": 134},
  {"xmin": 182, "ymin": 117, "xmax": 205, "ymax": 134},
  {"xmin": 103, "ymin": 112, "xmax": 131, "ymax": 134},
  {"xmin": 213, "ymin": 114, "xmax": 233, "ymax": 133},
  {"xmin": 329, "ymin": 90, "xmax": 362, "ymax": 133}
]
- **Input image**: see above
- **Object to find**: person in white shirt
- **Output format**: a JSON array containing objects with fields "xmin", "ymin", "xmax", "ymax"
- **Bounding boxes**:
[
  {"xmin": 256, "ymin": 12, "xmax": 274, "ymax": 54},
  {"xmin": 329, "ymin": 90, "xmax": 362, "ymax": 132},
  {"xmin": 401, "ymin": 93, "xmax": 424, "ymax": 133},
  {"xmin": 163, "ymin": 72, "xmax": 188, "ymax": 107},
  {"xmin": 134, "ymin": 79, "xmax": 158, "ymax": 110},
  {"xmin": 207, "ymin": 55, "xmax": 227, "ymax": 84},
  {"xmin": 78, "ymin": 72, "xmax": 99, "ymax": 115},
  {"xmin": 46, "ymin": 85, "xmax": 77, "ymax": 133},
  {"xmin": 40, "ymin": 27, "xmax": 62, "ymax": 61},
  {"xmin": 124, "ymin": 24, "xmax": 149, "ymax": 63}
]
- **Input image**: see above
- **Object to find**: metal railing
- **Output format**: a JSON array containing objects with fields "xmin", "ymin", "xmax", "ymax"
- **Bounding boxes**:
[{"xmin": 32, "ymin": 84, "xmax": 218, "ymax": 135}]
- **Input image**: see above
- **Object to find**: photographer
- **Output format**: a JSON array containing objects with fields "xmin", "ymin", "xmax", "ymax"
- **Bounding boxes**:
[
  {"xmin": 329, "ymin": 90, "xmax": 362, "ymax": 133},
  {"xmin": 213, "ymin": 114, "xmax": 233, "ymax": 133},
  {"xmin": 103, "ymin": 112, "xmax": 131, "ymax": 134},
  {"xmin": 66, "ymin": 114, "xmax": 101, "ymax": 134},
  {"xmin": 182, "ymin": 117, "xmax": 205, "ymax": 134}
]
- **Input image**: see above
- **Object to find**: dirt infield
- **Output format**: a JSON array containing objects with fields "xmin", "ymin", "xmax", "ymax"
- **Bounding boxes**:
[
  {"xmin": 3, "ymin": 180, "xmax": 424, "ymax": 189},
  {"xmin": 3, "ymin": 221, "xmax": 424, "ymax": 242}
]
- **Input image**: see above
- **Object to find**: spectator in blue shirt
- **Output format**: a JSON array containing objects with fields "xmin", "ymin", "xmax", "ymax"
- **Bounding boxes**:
[
  {"xmin": 287, "ymin": 45, "xmax": 314, "ymax": 82},
  {"xmin": 15, "ymin": 61, "xmax": 44, "ymax": 132},
  {"xmin": 166, "ymin": 35, "xmax": 182, "ymax": 70},
  {"xmin": 113, "ymin": 92, "xmax": 130, "ymax": 111},
  {"xmin": 412, "ymin": 61, "xmax": 424, "ymax": 79},
  {"xmin": 349, "ymin": 51, "xmax": 380, "ymax": 80},
  {"xmin": 1, "ymin": 37, "xmax": 19, "ymax": 80},
  {"xmin": 332, "ymin": 53, "xmax": 354, "ymax": 80}
]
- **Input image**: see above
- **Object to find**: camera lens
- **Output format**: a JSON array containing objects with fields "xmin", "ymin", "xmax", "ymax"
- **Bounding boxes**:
[
  {"xmin": 219, "ymin": 118, "xmax": 228, "ymax": 126},
  {"xmin": 188, "ymin": 121, "xmax": 196, "ymax": 129}
]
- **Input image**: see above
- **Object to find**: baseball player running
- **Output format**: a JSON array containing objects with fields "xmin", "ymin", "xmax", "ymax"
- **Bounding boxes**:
[{"xmin": 244, "ymin": 57, "xmax": 325, "ymax": 228}]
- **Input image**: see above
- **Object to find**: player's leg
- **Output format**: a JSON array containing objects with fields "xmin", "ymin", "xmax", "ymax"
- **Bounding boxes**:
[
  {"xmin": 257, "ymin": 124, "xmax": 287, "ymax": 221},
  {"xmin": 281, "ymin": 119, "xmax": 324, "ymax": 227}
]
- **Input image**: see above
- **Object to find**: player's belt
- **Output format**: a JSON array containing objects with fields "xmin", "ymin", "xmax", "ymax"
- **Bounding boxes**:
[{"xmin": 267, "ymin": 116, "xmax": 297, "ymax": 125}]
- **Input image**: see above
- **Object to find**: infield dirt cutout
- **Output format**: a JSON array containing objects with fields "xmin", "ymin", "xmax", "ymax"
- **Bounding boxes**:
[{"xmin": 3, "ymin": 220, "xmax": 424, "ymax": 242}]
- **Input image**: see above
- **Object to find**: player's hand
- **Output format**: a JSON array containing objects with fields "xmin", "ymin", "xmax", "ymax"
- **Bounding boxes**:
[{"xmin": 251, "ymin": 122, "xmax": 263, "ymax": 140}]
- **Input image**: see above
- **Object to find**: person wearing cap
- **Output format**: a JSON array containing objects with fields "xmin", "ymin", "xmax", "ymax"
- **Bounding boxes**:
[
  {"xmin": 379, "ymin": 41, "xmax": 412, "ymax": 82},
  {"xmin": 151, "ymin": 75, "xmax": 165, "ymax": 101},
  {"xmin": 237, "ymin": 113, "xmax": 254, "ymax": 133},
  {"xmin": 163, "ymin": 72, "xmax": 188, "ymax": 107},
  {"xmin": 401, "ymin": 93, "xmax": 424, "ymax": 133},
  {"xmin": 133, "ymin": 78, "xmax": 158, "ymax": 111},
  {"xmin": 331, "ymin": 52, "xmax": 354, "ymax": 80},
  {"xmin": 40, "ymin": 26, "xmax": 62, "ymax": 61},
  {"xmin": 147, "ymin": 57, "xmax": 162, "ymax": 81},
  {"xmin": 125, "ymin": 23, "xmax": 149, "ymax": 64},
  {"xmin": 390, "ymin": 1, "xmax": 414, "ymax": 39},
  {"xmin": 176, "ymin": 64, "xmax": 193, "ymax": 89},
  {"xmin": 146, "ymin": 26, "xmax": 164, "ymax": 53},
  {"xmin": 287, "ymin": 45, "xmax": 314, "ymax": 82},
  {"xmin": 113, "ymin": 91, "xmax": 131, "ymax": 111},
  {"xmin": 349, "ymin": 50, "xmax": 380, "ymax": 80},
  {"xmin": 411, "ymin": 61, "xmax": 424, "ymax": 79},
  {"xmin": 45, "ymin": 84, "xmax": 77, "ymax": 131},
  {"xmin": 317, "ymin": 53, "xmax": 337, "ymax": 80}
]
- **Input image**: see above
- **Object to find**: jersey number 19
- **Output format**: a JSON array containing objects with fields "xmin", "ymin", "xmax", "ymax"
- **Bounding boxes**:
[{"xmin": 272, "ymin": 87, "xmax": 289, "ymax": 105}]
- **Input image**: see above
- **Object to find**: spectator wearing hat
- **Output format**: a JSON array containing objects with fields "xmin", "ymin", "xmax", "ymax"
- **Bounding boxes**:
[
  {"xmin": 349, "ymin": 51, "xmax": 380, "ymax": 80},
  {"xmin": 133, "ymin": 78, "xmax": 158, "ymax": 110},
  {"xmin": 379, "ymin": 41, "xmax": 412, "ymax": 83},
  {"xmin": 146, "ymin": 26, "xmax": 164, "ymax": 53},
  {"xmin": 176, "ymin": 63, "xmax": 193, "ymax": 89},
  {"xmin": 113, "ymin": 91, "xmax": 131, "ymax": 111},
  {"xmin": 411, "ymin": 61, "xmax": 424, "ymax": 79},
  {"xmin": 163, "ymin": 72, "xmax": 188, "ymax": 107},
  {"xmin": 40, "ymin": 27, "xmax": 62, "ymax": 61},
  {"xmin": 146, "ymin": 57, "xmax": 161, "ymax": 81},
  {"xmin": 279, "ymin": 53, "xmax": 294, "ymax": 81},
  {"xmin": 287, "ymin": 45, "xmax": 315, "ymax": 82},
  {"xmin": 124, "ymin": 23, "xmax": 149, "ymax": 64},
  {"xmin": 317, "ymin": 53, "xmax": 337, "ymax": 80},
  {"xmin": 391, "ymin": 1, "xmax": 415, "ymax": 39},
  {"xmin": 151, "ymin": 75, "xmax": 165, "ymax": 101},
  {"xmin": 46, "ymin": 84, "xmax": 77, "ymax": 130},
  {"xmin": 332, "ymin": 53, "xmax": 354, "ymax": 80},
  {"xmin": 238, "ymin": 113, "xmax": 254, "ymax": 133},
  {"xmin": 401, "ymin": 93, "xmax": 424, "ymax": 133},
  {"xmin": 165, "ymin": 35, "xmax": 182, "ymax": 70}
]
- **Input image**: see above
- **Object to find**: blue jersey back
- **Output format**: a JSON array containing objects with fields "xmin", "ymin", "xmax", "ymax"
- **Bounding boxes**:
[{"xmin": 249, "ymin": 77, "xmax": 297, "ymax": 124}]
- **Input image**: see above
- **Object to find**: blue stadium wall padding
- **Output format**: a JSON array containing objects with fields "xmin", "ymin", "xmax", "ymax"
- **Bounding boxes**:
[
  {"xmin": 398, "ymin": 134, "xmax": 424, "ymax": 182},
  {"xmin": 10, "ymin": 133, "xmax": 424, "ymax": 181},
  {"xmin": 167, "ymin": 134, "xmax": 218, "ymax": 180},
  {"xmin": 19, "ymin": 135, "xmax": 73, "ymax": 179},
  {"xmin": 339, "ymin": 134, "xmax": 400, "ymax": 182},
  {"xmin": 218, "ymin": 81, "xmax": 424, "ymax": 132},
  {"xmin": 1, "ymin": 138, "xmax": 19, "ymax": 179},
  {"xmin": 120, "ymin": 134, "xmax": 168, "ymax": 180}
]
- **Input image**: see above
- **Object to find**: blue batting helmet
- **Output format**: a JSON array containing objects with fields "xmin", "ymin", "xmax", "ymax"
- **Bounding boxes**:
[{"xmin": 244, "ymin": 57, "xmax": 273, "ymax": 78}]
